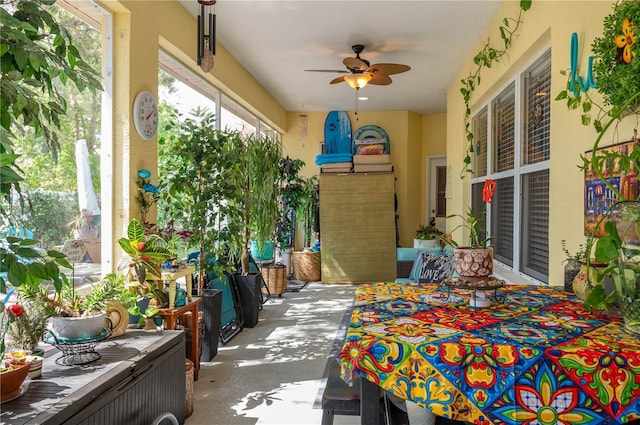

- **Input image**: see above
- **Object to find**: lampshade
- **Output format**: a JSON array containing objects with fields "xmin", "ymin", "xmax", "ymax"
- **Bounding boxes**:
[{"xmin": 344, "ymin": 73, "xmax": 372, "ymax": 89}]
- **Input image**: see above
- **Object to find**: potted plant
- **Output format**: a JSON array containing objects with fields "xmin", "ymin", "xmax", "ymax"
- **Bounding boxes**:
[
  {"xmin": 117, "ymin": 219, "xmax": 172, "ymax": 326},
  {"xmin": 159, "ymin": 108, "xmax": 242, "ymax": 293},
  {"xmin": 414, "ymin": 224, "xmax": 443, "ymax": 249},
  {"xmin": 291, "ymin": 175, "xmax": 321, "ymax": 282},
  {"xmin": 225, "ymin": 132, "xmax": 282, "ymax": 327},
  {"xmin": 561, "ymin": 238, "xmax": 589, "ymax": 292},
  {"xmin": 1, "ymin": 289, "xmax": 31, "ymax": 401},
  {"xmin": 445, "ymin": 207, "xmax": 494, "ymax": 280},
  {"xmin": 584, "ymin": 201, "xmax": 640, "ymax": 333},
  {"xmin": 275, "ymin": 156, "xmax": 306, "ymax": 274}
]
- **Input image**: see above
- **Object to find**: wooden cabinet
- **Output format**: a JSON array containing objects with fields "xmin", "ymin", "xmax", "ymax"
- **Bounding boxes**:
[{"xmin": 320, "ymin": 173, "xmax": 396, "ymax": 283}]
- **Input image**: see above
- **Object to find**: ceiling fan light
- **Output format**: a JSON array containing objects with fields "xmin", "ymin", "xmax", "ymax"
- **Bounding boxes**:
[{"xmin": 344, "ymin": 73, "xmax": 372, "ymax": 89}]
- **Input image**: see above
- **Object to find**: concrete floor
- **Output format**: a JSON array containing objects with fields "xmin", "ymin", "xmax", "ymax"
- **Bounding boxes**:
[{"xmin": 186, "ymin": 282, "xmax": 360, "ymax": 425}]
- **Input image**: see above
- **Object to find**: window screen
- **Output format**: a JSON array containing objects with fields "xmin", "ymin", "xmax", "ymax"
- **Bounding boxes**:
[
  {"xmin": 491, "ymin": 177, "xmax": 514, "ymax": 266},
  {"xmin": 472, "ymin": 108, "xmax": 488, "ymax": 178},
  {"xmin": 521, "ymin": 170, "xmax": 549, "ymax": 282},
  {"xmin": 524, "ymin": 53, "xmax": 551, "ymax": 165},
  {"xmin": 492, "ymin": 84, "xmax": 515, "ymax": 173}
]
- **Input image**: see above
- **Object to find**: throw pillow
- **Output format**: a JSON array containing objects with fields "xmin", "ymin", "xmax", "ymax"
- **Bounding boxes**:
[{"xmin": 418, "ymin": 253, "xmax": 454, "ymax": 283}]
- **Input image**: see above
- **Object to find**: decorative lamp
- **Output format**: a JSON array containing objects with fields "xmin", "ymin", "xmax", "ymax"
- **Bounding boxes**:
[
  {"xmin": 197, "ymin": 0, "xmax": 216, "ymax": 72},
  {"xmin": 344, "ymin": 73, "xmax": 372, "ymax": 89}
]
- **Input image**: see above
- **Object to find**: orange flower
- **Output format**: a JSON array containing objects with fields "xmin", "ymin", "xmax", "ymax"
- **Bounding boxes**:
[{"xmin": 614, "ymin": 18, "xmax": 636, "ymax": 64}]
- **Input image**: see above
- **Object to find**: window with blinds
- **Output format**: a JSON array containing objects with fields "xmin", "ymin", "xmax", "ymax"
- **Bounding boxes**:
[
  {"xmin": 521, "ymin": 170, "xmax": 549, "ymax": 281},
  {"xmin": 491, "ymin": 177, "xmax": 514, "ymax": 266},
  {"xmin": 472, "ymin": 108, "xmax": 488, "ymax": 178},
  {"xmin": 492, "ymin": 84, "xmax": 515, "ymax": 173},
  {"xmin": 524, "ymin": 53, "xmax": 551, "ymax": 165}
]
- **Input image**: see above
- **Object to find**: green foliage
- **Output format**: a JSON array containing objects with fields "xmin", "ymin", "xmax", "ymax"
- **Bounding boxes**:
[
  {"xmin": 248, "ymin": 133, "xmax": 282, "ymax": 252},
  {"xmin": 555, "ymin": 0, "xmax": 640, "ymax": 201},
  {"xmin": 460, "ymin": 0, "xmax": 532, "ymax": 177},
  {"xmin": 295, "ymin": 175, "xmax": 319, "ymax": 249},
  {"xmin": 0, "ymin": 1, "xmax": 102, "ymax": 222},
  {"xmin": 561, "ymin": 238, "xmax": 589, "ymax": 262},
  {"xmin": 415, "ymin": 224, "xmax": 443, "ymax": 240},
  {"xmin": 159, "ymin": 108, "xmax": 243, "ymax": 279},
  {"xmin": 276, "ymin": 156, "xmax": 306, "ymax": 248},
  {"xmin": 118, "ymin": 219, "xmax": 172, "ymax": 284},
  {"xmin": 584, "ymin": 202, "xmax": 640, "ymax": 311},
  {"xmin": 0, "ymin": 234, "xmax": 72, "ymax": 296},
  {"xmin": 592, "ymin": 1, "xmax": 640, "ymax": 109},
  {"xmin": 21, "ymin": 189, "xmax": 77, "ymax": 246},
  {"xmin": 445, "ymin": 207, "xmax": 494, "ymax": 249}
]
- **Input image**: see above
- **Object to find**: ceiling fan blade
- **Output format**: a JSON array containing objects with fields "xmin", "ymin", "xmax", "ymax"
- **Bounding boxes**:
[
  {"xmin": 343, "ymin": 57, "xmax": 368, "ymax": 72},
  {"xmin": 330, "ymin": 76, "xmax": 346, "ymax": 85},
  {"xmin": 305, "ymin": 69, "xmax": 348, "ymax": 73},
  {"xmin": 368, "ymin": 74, "xmax": 392, "ymax": 85},
  {"xmin": 368, "ymin": 63, "xmax": 411, "ymax": 75}
]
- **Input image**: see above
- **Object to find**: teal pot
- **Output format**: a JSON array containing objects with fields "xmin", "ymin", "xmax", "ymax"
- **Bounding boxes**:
[
  {"xmin": 231, "ymin": 273, "xmax": 261, "ymax": 328},
  {"xmin": 250, "ymin": 240, "xmax": 275, "ymax": 262}
]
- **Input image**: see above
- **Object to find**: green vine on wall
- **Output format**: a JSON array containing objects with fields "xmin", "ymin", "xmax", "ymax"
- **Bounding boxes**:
[{"xmin": 460, "ymin": 0, "xmax": 532, "ymax": 178}]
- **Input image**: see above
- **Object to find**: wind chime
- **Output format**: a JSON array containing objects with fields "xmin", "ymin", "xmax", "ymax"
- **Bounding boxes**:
[{"xmin": 197, "ymin": 0, "xmax": 216, "ymax": 72}]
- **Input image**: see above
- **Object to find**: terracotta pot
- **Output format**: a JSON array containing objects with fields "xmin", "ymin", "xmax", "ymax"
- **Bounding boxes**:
[
  {"xmin": 453, "ymin": 247, "xmax": 493, "ymax": 280},
  {"xmin": 1, "ymin": 362, "xmax": 30, "ymax": 403}
]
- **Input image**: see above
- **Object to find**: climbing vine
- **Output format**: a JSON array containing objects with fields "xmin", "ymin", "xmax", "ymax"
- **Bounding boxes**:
[{"xmin": 460, "ymin": 0, "xmax": 532, "ymax": 178}]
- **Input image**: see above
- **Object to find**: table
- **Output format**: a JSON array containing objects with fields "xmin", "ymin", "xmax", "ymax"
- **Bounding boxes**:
[
  {"xmin": 337, "ymin": 282, "xmax": 640, "ymax": 425},
  {"xmin": 156, "ymin": 297, "xmax": 202, "ymax": 380},
  {"xmin": 148, "ymin": 265, "xmax": 196, "ymax": 308}
]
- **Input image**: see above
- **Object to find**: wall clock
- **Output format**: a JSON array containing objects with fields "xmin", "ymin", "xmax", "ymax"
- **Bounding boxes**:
[{"xmin": 132, "ymin": 91, "xmax": 158, "ymax": 140}]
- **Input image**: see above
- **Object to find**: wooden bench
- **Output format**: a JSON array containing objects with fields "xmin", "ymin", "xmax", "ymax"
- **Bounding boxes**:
[{"xmin": 321, "ymin": 358, "xmax": 361, "ymax": 425}]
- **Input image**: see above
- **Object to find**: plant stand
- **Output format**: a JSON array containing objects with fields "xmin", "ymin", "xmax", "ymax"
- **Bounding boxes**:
[{"xmin": 43, "ymin": 328, "xmax": 112, "ymax": 366}]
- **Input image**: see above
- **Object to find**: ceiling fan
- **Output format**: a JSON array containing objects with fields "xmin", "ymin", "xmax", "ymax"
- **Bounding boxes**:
[{"xmin": 305, "ymin": 44, "xmax": 411, "ymax": 89}]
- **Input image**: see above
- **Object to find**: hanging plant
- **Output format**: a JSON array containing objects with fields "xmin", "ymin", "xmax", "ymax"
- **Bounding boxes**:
[
  {"xmin": 459, "ymin": 0, "xmax": 532, "ymax": 177},
  {"xmin": 592, "ymin": 0, "xmax": 640, "ymax": 111},
  {"xmin": 556, "ymin": 0, "xmax": 640, "ymax": 199}
]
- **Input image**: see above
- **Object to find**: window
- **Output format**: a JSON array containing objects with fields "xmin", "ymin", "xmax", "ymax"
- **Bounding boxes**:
[
  {"xmin": 9, "ymin": 0, "xmax": 112, "ymax": 274},
  {"xmin": 470, "ymin": 50, "xmax": 551, "ymax": 283}
]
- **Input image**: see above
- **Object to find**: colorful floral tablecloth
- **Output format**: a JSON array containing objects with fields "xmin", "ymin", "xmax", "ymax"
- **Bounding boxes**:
[{"xmin": 337, "ymin": 282, "xmax": 640, "ymax": 425}]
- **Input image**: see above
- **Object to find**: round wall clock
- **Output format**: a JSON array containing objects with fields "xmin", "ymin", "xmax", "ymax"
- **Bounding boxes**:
[{"xmin": 132, "ymin": 91, "xmax": 158, "ymax": 140}]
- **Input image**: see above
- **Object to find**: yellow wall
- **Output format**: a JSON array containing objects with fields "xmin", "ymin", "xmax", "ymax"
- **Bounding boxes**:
[
  {"xmin": 446, "ymin": 1, "xmax": 635, "ymax": 285},
  {"xmin": 421, "ymin": 113, "xmax": 448, "ymax": 223},
  {"xmin": 282, "ymin": 110, "xmax": 447, "ymax": 248}
]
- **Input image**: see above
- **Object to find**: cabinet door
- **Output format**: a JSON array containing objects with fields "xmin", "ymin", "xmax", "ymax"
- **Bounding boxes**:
[{"xmin": 320, "ymin": 173, "xmax": 396, "ymax": 283}]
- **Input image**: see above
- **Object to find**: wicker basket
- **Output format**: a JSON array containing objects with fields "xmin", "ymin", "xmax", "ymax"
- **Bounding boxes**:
[
  {"xmin": 185, "ymin": 359, "xmax": 194, "ymax": 418},
  {"xmin": 292, "ymin": 251, "xmax": 321, "ymax": 282},
  {"xmin": 261, "ymin": 263, "xmax": 287, "ymax": 295}
]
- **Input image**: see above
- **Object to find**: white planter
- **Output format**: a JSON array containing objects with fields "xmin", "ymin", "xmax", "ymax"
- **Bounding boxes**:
[
  {"xmin": 413, "ymin": 239, "xmax": 438, "ymax": 249},
  {"xmin": 48, "ymin": 313, "xmax": 107, "ymax": 341}
]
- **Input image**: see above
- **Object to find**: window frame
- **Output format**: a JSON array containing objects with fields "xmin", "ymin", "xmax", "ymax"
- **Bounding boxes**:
[{"xmin": 469, "ymin": 48, "xmax": 551, "ymax": 284}]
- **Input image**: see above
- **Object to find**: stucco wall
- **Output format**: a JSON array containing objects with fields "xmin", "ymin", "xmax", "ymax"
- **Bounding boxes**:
[{"xmin": 446, "ymin": 1, "xmax": 635, "ymax": 285}]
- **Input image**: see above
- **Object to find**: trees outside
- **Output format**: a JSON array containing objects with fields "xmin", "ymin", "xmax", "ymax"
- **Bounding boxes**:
[{"xmin": 1, "ymin": 1, "xmax": 102, "ymax": 243}]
